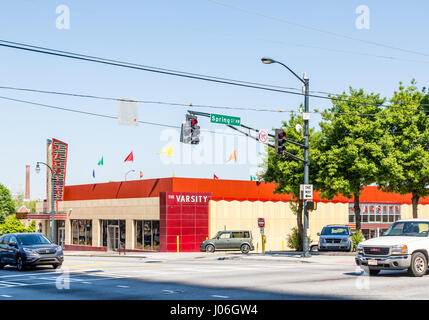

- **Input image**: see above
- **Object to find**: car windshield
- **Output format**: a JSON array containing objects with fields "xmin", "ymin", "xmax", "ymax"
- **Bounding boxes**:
[
  {"xmin": 383, "ymin": 222, "xmax": 429, "ymax": 237},
  {"xmin": 321, "ymin": 226, "xmax": 349, "ymax": 236},
  {"xmin": 17, "ymin": 234, "xmax": 51, "ymax": 245}
]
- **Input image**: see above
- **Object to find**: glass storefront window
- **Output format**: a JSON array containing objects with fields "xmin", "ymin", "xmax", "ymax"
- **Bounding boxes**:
[
  {"xmin": 134, "ymin": 220, "xmax": 159, "ymax": 251},
  {"xmin": 71, "ymin": 220, "xmax": 92, "ymax": 246}
]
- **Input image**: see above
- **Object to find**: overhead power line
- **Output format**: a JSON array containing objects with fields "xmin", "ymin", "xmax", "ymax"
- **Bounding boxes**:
[
  {"xmin": 207, "ymin": 0, "xmax": 429, "ymax": 58},
  {"xmin": 0, "ymin": 39, "xmax": 307, "ymax": 96},
  {"xmin": 0, "ymin": 84, "xmax": 426, "ymax": 116},
  {"xmin": 0, "ymin": 40, "xmax": 427, "ymax": 113}
]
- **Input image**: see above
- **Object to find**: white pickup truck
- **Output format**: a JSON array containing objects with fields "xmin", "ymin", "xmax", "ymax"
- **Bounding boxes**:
[{"xmin": 355, "ymin": 219, "xmax": 429, "ymax": 277}]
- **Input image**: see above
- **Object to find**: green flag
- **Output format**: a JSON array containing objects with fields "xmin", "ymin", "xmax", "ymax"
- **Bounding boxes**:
[
  {"xmin": 98, "ymin": 156, "xmax": 104, "ymax": 166},
  {"xmin": 250, "ymin": 175, "xmax": 257, "ymax": 181}
]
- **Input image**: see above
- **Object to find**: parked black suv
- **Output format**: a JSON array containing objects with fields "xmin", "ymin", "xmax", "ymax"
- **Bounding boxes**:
[{"xmin": 0, "ymin": 233, "xmax": 64, "ymax": 271}]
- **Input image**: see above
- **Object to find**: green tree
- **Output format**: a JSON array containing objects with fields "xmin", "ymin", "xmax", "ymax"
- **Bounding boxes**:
[
  {"xmin": 260, "ymin": 111, "xmax": 320, "ymax": 249},
  {"xmin": 0, "ymin": 184, "xmax": 16, "ymax": 223},
  {"xmin": 0, "ymin": 215, "xmax": 28, "ymax": 235},
  {"xmin": 378, "ymin": 81, "xmax": 429, "ymax": 218},
  {"xmin": 314, "ymin": 88, "xmax": 386, "ymax": 231}
]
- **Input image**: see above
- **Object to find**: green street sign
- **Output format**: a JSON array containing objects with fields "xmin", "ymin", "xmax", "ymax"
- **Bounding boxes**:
[{"xmin": 210, "ymin": 113, "xmax": 241, "ymax": 126}]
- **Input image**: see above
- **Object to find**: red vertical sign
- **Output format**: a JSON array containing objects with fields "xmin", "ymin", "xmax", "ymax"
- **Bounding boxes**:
[{"xmin": 51, "ymin": 138, "xmax": 68, "ymax": 201}]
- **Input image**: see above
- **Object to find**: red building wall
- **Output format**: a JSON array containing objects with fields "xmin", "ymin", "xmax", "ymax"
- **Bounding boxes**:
[{"xmin": 160, "ymin": 192, "xmax": 211, "ymax": 252}]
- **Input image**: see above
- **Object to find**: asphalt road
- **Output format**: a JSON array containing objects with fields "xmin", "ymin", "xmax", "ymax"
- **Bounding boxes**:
[{"xmin": 0, "ymin": 253, "xmax": 428, "ymax": 300}]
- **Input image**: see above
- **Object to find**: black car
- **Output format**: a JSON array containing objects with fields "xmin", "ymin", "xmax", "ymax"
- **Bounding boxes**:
[{"xmin": 0, "ymin": 233, "xmax": 64, "ymax": 271}]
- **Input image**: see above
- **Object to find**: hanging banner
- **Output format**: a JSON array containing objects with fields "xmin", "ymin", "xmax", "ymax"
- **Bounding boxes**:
[{"xmin": 51, "ymin": 138, "xmax": 68, "ymax": 201}]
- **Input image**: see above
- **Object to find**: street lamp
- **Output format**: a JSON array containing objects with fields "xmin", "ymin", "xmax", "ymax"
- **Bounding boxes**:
[
  {"xmin": 35, "ymin": 161, "xmax": 56, "ymax": 244},
  {"xmin": 261, "ymin": 57, "xmax": 311, "ymax": 257},
  {"xmin": 125, "ymin": 169, "xmax": 136, "ymax": 181}
]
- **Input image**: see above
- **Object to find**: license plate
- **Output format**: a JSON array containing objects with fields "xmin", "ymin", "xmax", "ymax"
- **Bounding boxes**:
[{"xmin": 368, "ymin": 259, "xmax": 378, "ymax": 266}]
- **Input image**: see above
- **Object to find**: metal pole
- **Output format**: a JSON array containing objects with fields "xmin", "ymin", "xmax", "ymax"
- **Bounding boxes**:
[
  {"xmin": 303, "ymin": 76, "xmax": 310, "ymax": 257},
  {"xmin": 51, "ymin": 175, "xmax": 56, "ymax": 244}
]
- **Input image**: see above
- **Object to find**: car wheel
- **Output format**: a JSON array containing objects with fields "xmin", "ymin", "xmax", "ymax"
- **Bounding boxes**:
[
  {"xmin": 310, "ymin": 245, "xmax": 318, "ymax": 252},
  {"xmin": 240, "ymin": 244, "xmax": 250, "ymax": 254},
  {"xmin": 408, "ymin": 252, "xmax": 428, "ymax": 277},
  {"xmin": 205, "ymin": 244, "xmax": 215, "ymax": 253},
  {"xmin": 16, "ymin": 256, "xmax": 25, "ymax": 272},
  {"xmin": 52, "ymin": 264, "xmax": 62, "ymax": 270}
]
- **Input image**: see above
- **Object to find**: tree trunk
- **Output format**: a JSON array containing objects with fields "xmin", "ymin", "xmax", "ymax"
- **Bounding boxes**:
[
  {"xmin": 412, "ymin": 192, "xmax": 420, "ymax": 219},
  {"xmin": 297, "ymin": 200, "xmax": 304, "ymax": 251},
  {"xmin": 354, "ymin": 193, "xmax": 361, "ymax": 231}
]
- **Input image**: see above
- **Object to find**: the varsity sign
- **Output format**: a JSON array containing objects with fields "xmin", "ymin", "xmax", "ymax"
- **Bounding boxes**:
[
  {"xmin": 167, "ymin": 192, "xmax": 211, "ymax": 205},
  {"xmin": 51, "ymin": 138, "xmax": 68, "ymax": 201},
  {"xmin": 348, "ymin": 203, "xmax": 401, "ymax": 215}
]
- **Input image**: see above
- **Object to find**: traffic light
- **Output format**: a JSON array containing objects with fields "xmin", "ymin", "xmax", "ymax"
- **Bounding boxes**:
[
  {"xmin": 180, "ymin": 114, "xmax": 200, "ymax": 144},
  {"xmin": 275, "ymin": 129, "xmax": 287, "ymax": 155},
  {"xmin": 190, "ymin": 116, "xmax": 200, "ymax": 144},
  {"xmin": 307, "ymin": 201, "xmax": 317, "ymax": 211}
]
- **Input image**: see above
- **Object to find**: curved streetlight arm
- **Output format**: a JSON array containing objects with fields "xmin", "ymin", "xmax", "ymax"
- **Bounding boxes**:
[
  {"xmin": 36, "ymin": 161, "xmax": 54, "ymax": 175},
  {"xmin": 273, "ymin": 60, "xmax": 305, "ymax": 85},
  {"xmin": 125, "ymin": 169, "xmax": 136, "ymax": 181}
]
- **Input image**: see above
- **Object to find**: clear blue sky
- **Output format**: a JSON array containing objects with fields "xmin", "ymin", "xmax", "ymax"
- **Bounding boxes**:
[{"xmin": 0, "ymin": 0, "xmax": 428, "ymax": 200}]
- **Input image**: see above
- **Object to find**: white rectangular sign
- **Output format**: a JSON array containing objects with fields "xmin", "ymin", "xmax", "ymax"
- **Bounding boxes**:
[{"xmin": 300, "ymin": 184, "xmax": 313, "ymax": 200}]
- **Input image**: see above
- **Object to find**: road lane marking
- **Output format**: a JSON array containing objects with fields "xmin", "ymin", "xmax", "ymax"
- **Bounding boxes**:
[
  {"xmin": 211, "ymin": 295, "xmax": 229, "ymax": 299},
  {"xmin": 1, "ymin": 295, "xmax": 11, "ymax": 298},
  {"xmin": 116, "ymin": 285, "xmax": 129, "ymax": 288}
]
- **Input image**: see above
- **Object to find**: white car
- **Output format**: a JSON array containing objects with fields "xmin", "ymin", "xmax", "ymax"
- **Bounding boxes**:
[{"xmin": 355, "ymin": 219, "xmax": 429, "ymax": 277}]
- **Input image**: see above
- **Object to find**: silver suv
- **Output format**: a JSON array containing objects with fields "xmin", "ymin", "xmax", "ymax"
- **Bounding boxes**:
[
  {"xmin": 200, "ymin": 230, "xmax": 254, "ymax": 253},
  {"xmin": 318, "ymin": 225, "xmax": 352, "ymax": 252}
]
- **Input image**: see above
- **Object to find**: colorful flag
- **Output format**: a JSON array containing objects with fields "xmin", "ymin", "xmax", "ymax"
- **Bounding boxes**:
[
  {"xmin": 139, "ymin": 171, "xmax": 143, "ymax": 179},
  {"xmin": 98, "ymin": 156, "xmax": 104, "ymax": 166},
  {"xmin": 92, "ymin": 170, "xmax": 95, "ymax": 178},
  {"xmin": 213, "ymin": 174, "xmax": 219, "ymax": 180},
  {"xmin": 250, "ymin": 175, "xmax": 257, "ymax": 181},
  {"xmin": 157, "ymin": 145, "xmax": 173, "ymax": 156},
  {"xmin": 226, "ymin": 150, "xmax": 237, "ymax": 163},
  {"xmin": 124, "ymin": 151, "xmax": 134, "ymax": 162}
]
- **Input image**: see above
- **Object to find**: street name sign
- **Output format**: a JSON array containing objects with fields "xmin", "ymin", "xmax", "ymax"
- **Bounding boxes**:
[
  {"xmin": 210, "ymin": 113, "xmax": 241, "ymax": 126},
  {"xmin": 300, "ymin": 184, "xmax": 313, "ymax": 200}
]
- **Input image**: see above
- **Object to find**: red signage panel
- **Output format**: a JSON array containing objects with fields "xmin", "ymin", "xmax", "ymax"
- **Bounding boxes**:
[{"xmin": 51, "ymin": 138, "xmax": 68, "ymax": 201}]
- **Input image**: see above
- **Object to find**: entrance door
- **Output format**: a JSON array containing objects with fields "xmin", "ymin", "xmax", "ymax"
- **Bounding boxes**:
[
  {"xmin": 107, "ymin": 225, "xmax": 119, "ymax": 251},
  {"xmin": 58, "ymin": 227, "xmax": 65, "ymax": 248}
]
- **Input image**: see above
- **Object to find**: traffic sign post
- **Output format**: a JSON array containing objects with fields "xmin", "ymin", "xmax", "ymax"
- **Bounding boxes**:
[{"xmin": 258, "ymin": 218, "xmax": 266, "ymax": 253}]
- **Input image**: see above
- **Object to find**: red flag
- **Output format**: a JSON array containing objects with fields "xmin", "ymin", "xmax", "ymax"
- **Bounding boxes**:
[
  {"xmin": 213, "ymin": 174, "xmax": 219, "ymax": 180},
  {"xmin": 124, "ymin": 151, "xmax": 134, "ymax": 162},
  {"xmin": 139, "ymin": 171, "xmax": 143, "ymax": 179}
]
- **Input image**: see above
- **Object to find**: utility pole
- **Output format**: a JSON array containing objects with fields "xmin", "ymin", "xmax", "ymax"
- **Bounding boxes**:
[{"xmin": 302, "ymin": 73, "xmax": 310, "ymax": 257}]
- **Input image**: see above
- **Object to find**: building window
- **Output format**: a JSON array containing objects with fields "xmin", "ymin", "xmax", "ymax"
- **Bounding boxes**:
[
  {"xmin": 349, "ymin": 203, "xmax": 401, "ymax": 225},
  {"xmin": 134, "ymin": 220, "xmax": 159, "ymax": 250},
  {"xmin": 71, "ymin": 220, "xmax": 92, "ymax": 246}
]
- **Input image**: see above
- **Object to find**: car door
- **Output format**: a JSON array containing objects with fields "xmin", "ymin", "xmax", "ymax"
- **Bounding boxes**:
[
  {"xmin": 230, "ymin": 232, "xmax": 243, "ymax": 250},
  {"xmin": 8, "ymin": 236, "xmax": 19, "ymax": 263},
  {"xmin": 215, "ymin": 232, "xmax": 231, "ymax": 250},
  {"xmin": 0, "ymin": 236, "xmax": 5, "ymax": 263}
]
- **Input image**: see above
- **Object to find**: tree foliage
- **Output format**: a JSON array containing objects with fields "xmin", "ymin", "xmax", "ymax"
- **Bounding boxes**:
[
  {"xmin": 0, "ymin": 215, "xmax": 35, "ymax": 235},
  {"xmin": 314, "ymin": 88, "xmax": 386, "ymax": 230},
  {"xmin": 0, "ymin": 184, "xmax": 16, "ymax": 223},
  {"xmin": 378, "ymin": 81, "xmax": 429, "ymax": 217}
]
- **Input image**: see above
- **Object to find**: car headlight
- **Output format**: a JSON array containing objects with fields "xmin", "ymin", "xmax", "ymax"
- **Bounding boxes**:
[
  {"xmin": 392, "ymin": 245, "xmax": 407, "ymax": 255},
  {"xmin": 320, "ymin": 238, "xmax": 325, "ymax": 244},
  {"xmin": 341, "ymin": 238, "xmax": 348, "ymax": 243},
  {"xmin": 23, "ymin": 248, "xmax": 37, "ymax": 254},
  {"xmin": 56, "ymin": 246, "xmax": 63, "ymax": 254}
]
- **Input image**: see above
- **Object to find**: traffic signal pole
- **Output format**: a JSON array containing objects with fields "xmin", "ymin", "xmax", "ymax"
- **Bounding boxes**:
[{"xmin": 303, "ymin": 76, "xmax": 310, "ymax": 258}]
